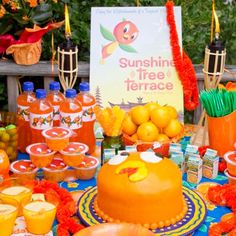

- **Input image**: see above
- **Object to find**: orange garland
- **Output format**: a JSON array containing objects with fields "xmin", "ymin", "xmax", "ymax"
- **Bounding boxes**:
[
  {"xmin": 208, "ymin": 184, "xmax": 236, "ymax": 235},
  {"xmin": 165, "ymin": 1, "xmax": 199, "ymax": 111},
  {"xmin": 32, "ymin": 180, "xmax": 84, "ymax": 236}
]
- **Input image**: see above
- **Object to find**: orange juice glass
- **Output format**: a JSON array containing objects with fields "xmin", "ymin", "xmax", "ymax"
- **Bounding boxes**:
[
  {"xmin": 42, "ymin": 127, "xmax": 72, "ymax": 151},
  {"xmin": 0, "ymin": 182, "xmax": 32, "ymax": 216},
  {"xmin": 0, "ymin": 197, "xmax": 18, "ymax": 236},
  {"xmin": 26, "ymin": 143, "xmax": 56, "ymax": 168},
  {"xmin": 23, "ymin": 201, "xmax": 56, "ymax": 234},
  {"xmin": 59, "ymin": 142, "xmax": 88, "ymax": 167}
]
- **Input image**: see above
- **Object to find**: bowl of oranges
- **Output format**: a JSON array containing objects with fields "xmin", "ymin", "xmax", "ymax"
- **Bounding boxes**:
[{"xmin": 122, "ymin": 102, "xmax": 184, "ymax": 156}]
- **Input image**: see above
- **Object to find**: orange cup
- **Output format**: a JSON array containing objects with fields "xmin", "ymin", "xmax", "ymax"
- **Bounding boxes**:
[
  {"xmin": 224, "ymin": 169, "xmax": 236, "ymax": 184},
  {"xmin": 224, "ymin": 151, "xmax": 236, "ymax": 176},
  {"xmin": 207, "ymin": 111, "xmax": 236, "ymax": 157}
]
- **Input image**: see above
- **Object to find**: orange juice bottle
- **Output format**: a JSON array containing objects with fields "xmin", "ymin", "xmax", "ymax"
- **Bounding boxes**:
[
  {"xmin": 17, "ymin": 82, "xmax": 35, "ymax": 153},
  {"xmin": 29, "ymin": 89, "xmax": 53, "ymax": 144},
  {"xmin": 60, "ymin": 89, "xmax": 83, "ymax": 142},
  {"xmin": 46, "ymin": 81, "xmax": 65, "ymax": 127},
  {"xmin": 76, "ymin": 82, "xmax": 96, "ymax": 154}
]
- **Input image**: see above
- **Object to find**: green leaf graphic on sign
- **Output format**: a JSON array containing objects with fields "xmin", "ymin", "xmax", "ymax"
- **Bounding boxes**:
[
  {"xmin": 119, "ymin": 44, "xmax": 137, "ymax": 53},
  {"xmin": 100, "ymin": 24, "xmax": 116, "ymax": 41},
  {"xmin": 205, "ymin": 216, "xmax": 215, "ymax": 222},
  {"xmin": 198, "ymin": 224, "xmax": 208, "ymax": 232}
]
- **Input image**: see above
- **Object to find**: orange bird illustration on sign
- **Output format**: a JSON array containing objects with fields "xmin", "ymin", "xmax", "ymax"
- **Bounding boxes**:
[{"xmin": 100, "ymin": 19, "xmax": 139, "ymax": 63}]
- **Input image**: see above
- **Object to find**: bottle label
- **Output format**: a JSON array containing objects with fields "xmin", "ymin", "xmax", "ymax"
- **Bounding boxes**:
[
  {"xmin": 60, "ymin": 111, "xmax": 83, "ymax": 129},
  {"xmin": 52, "ymin": 105, "xmax": 60, "ymax": 121},
  {"xmin": 17, "ymin": 105, "xmax": 30, "ymax": 121},
  {"xmin": 82, "ymin": 104, "xmax": 96, "ymax": 122},
  {"xmin": 103, "ymin": 148, "xmax": 116, "ymax": 164},
  {"xmin": 30, "ymin": 112, "xmax": 53, "ymax": 130}
]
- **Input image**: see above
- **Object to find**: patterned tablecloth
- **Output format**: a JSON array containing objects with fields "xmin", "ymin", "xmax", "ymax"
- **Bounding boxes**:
[{"xmin": 17, "ymin": 147, "xmax": 229, "ymax": 236}]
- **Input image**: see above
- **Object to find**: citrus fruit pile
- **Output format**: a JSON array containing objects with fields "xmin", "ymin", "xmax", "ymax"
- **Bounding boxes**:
[
  {"xmin": 0, "ymin": 124, "xmax": 18, "ymax": 162},
  {"xmin": 122, "ymin": 102, "xmax": 183, "ymax": 143}
]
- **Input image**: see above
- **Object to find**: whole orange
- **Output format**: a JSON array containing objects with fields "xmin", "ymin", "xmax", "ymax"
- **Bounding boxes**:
[
  {"xmin": 0, "ymin": 149, "xmax": 10, "ymax": 178},
  {"xmin": 122, "ymin": 115, "xmax": 137, "ymax": 136},
  {"xmin": 144, "ymin": 102, "xmax": 160, "ymax": 113},
  {"xmin": 137, "ymin": 121, "xmax": 159, "ymax": 142},
  {"xmin": 150, "ymin": 107, "xmax": 171, "ymax": 128},
  {"xmin": 164, "ymin": 119, "xmax": 183, "ymax": 138},
  {"xmin": 131, "ymin": 133, "xmax": 138, "ymax": 142},
  {"xmin": 156, "ymin": 133, "xmax": 170, "ymax": 142},
  {"xmin": 166, "ymin": 105, "xmax": 178, "ymax": 119},
  {"xmin": 130, "ymin": 106, "xmax": 149, "ymax": 125}
]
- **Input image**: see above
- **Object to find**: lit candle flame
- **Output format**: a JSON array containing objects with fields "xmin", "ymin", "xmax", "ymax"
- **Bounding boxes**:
[
  {"xmin": 214, "ymin": 10, "xmax": 220, "ymax": 34},
  {"xmin": 65, "ymin": 4, "xmax": 71, "ymax": 38}
]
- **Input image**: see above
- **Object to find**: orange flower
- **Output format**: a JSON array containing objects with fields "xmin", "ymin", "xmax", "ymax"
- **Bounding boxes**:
[
  {"xmin": 0, "ymin": 5, "xmax": 6, "ymax": 18},
  {"xmin": 2, "ymin": 0, "xmax": 11, "ymax": 5},
  {"xmin": 27, "ymin": 0, "xmax": 38, "ymax": 8},
  {"xmin": 10, "ymin": 1, "xmax": 19, "ymax": 10}
]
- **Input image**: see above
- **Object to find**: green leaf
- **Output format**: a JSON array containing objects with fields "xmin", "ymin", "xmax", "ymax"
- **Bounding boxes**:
[
  {"xmin": 205, "ymin": 216, "xmax": 215, "ymax": 222},
  {"xmin": 198, "ymin": 224, "xmax": 208, "ymax": 233},
  {"xmin": 119, "ymin": 44, "xmax": 137, "ymax": 53},
  {"xmin": 31, "ymin": 4, "xmax": 52, "ymax": 24},
  {"xmin": 100, "ymin": 24, "xmax": 116, "ymax": 41}
]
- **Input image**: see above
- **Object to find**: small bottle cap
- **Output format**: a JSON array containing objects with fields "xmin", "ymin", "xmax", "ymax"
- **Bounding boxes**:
[
  {"xmin": 23, "ymin": 82, "xmax": 34, "ymax": 92},
  {"xmin": 65, "ymin": 89, "xmax": 77, "ymax": 98},
  {"xmin": 36, "ymin": 89, "xmax": 46, "ymax": 99},
  {"xmin": 79, "ymin": 82, "xmax": 90, "ymax": 92},
  {"xmin": 49, "ymin": 81, "xmax": 60, "ymax": 91}
]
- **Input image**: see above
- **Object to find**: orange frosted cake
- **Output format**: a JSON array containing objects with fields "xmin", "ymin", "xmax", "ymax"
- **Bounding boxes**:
[{"xmin": 94, "ymin": 152, "xmax": 187, "ymax": 229}]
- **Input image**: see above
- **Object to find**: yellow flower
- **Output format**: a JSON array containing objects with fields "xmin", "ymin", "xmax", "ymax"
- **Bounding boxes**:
[
  {"xmin": 0, "ymin": 5, "xmax": 6, "ymax": 18},
  {"xmin": 10, "ymin": 1, "xmax": 19, "ymax": 10},
  {"xmin": 22, "ymin": 15, "xmax": 29, "ymax": 21},
  {"xmin": 27, "ymin": 0, "xmax": 38, "ymax": 8},
  {"xmin": 52, "ymin": 0, "xmax": 57, "ymax": 3}
]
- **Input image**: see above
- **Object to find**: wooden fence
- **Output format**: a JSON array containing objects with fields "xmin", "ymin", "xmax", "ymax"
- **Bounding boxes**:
[{"xmin": 0, "ymin": 60, "xmax": 235, "ymax": 123}]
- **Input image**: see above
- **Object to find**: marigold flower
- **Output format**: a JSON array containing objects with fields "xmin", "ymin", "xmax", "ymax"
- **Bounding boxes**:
[
  {"xmin": 27, "ymin": 0, "xmax": 38, "ymax": 8},
  {"xmin": 0, "ymin": 5, "xmax": 6, "ymax": 18},
  {"xmin": 52, "ymin": 0, "xmax": 57, "ymax": 3},
  {"xmin": 10, "ymin": 1, "xmax": 19, "ymax": 10}
]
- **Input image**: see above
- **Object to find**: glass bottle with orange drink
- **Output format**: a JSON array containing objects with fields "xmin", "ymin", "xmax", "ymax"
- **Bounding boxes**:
[
  {"xmin": 46, "ymin": 81, "xmax": 65, "ymax": 127},
  {"xmin": 76, "ymin": 82, "xmax": 96, "ymax": 154},
  {"xmin": 17, "ymin": 81, "xmax": 35, "ymax": 153},
  {"xmin": 60, "ymin": 89, "xmax": 83, "ymax": 142},
  {"xmin": 29, "ymin": 89, "xmax": 53, "ymax": 144}
]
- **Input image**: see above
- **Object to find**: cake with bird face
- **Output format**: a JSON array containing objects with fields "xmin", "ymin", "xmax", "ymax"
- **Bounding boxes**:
[{"xmin": 94, "ymin": 152, "xmax": 187, "ymax": 229}]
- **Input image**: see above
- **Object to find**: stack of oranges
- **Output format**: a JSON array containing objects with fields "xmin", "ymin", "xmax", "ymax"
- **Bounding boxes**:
[{"xmin": 122, "ymin": 102, "xmax": 183, "ymax": 143}]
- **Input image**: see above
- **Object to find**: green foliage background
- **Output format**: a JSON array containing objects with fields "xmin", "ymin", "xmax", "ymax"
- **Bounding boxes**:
[{"xmin": 42, "ymin": 0, "xmax": 236, "ymax": 64}]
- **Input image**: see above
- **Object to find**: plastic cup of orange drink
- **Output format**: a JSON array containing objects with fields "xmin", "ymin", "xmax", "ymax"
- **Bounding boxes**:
[
  {"xmin": 0, "ymin": 178, "xmax": 32, "ymax": 216},
  {"xmin": 0, "ymin": 196, "xmax": 18, "ymax": 236},
  {"xmin": 43, "ymin": 158, "xmax": 68, "ymax": 182},
  {"xmin": 23, "ymin": 200, "xmax": 56, "ymax": 234},
  {"xmin": 224, "ymin": 151, "xmax": 236, "ymax": 176},
  {"xmin": 26, "ymin": 143, "xmax": 56, "ymax": 168},
  {"xmin": 224, "ymin": 169, "xmax": 236, "ymax": 184},
  {"xmin": 74, "ymin": 156, "xmax": 99, "ymax": 180},
  {"xmin": 10, "ymin": 160, "xmax": 38, "ymax": 182},
  {"xmin": 59, "ymin": 142, "xmax": 88, "ymax": 167},
  {"xmin": 42, "ymin": 127, "xmax": 72, "ymax": 151}
]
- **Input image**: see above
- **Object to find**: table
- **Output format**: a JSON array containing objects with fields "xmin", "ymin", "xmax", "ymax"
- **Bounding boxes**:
[{"xmin": 17, "ymin": 153, "xmax": 230, "ymax": 236}]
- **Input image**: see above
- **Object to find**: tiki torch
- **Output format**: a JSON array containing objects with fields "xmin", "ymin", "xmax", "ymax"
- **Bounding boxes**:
[
  {"xmin": 57, "ymin": 4, "xmax": 78, "ymax": 91},
  {"xmin": 203, "ymin": 5, "xmax": 226, "ymax": 88}
]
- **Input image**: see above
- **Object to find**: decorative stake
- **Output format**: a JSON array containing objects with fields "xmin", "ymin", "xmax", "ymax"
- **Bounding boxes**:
[
  {"xmin": 57, "ymin": 4, "xmax": 78, "ymax": 91},
  {"xmin": 192, "ymin": 5, "xmax": 226, "ymax": 146}
]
